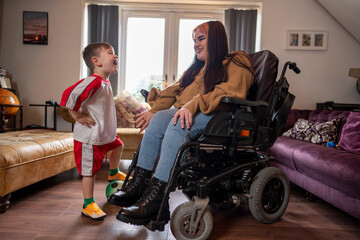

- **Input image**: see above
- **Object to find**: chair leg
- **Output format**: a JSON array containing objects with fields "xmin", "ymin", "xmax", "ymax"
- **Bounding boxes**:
[{"xmin": 0, "ymin": 193, "xmax": 11, "ymax": 213}]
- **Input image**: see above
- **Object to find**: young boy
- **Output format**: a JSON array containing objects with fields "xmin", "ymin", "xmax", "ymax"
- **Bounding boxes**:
[{"xmin": 60, "ymin": 42, "xmax": 128, "ymax": 220}]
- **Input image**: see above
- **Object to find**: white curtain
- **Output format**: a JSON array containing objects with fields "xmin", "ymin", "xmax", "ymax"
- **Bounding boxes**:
[
  {"xmin": 225, "ymin": 9, "xmax": 257, "ymax": 54},
  {"xmin": 87, "ymin": 5, "xmax": 119, "ymax": 95}
]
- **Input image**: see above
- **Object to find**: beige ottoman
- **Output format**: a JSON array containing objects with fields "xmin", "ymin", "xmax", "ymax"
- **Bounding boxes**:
[
  {"xmin": 0, "ymin": 129, "xmax": 75, "ymax": 213},
  {"xmin": 116, "ymin": 128, "xmax": 144, "ymax": 159}
]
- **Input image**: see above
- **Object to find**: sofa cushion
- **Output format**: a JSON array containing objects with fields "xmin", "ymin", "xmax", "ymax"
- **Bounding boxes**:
[
  {"xmin": 307, "ymin": 110, "xmax": 351, "ymax": 123},
  {"xmin": 282, "ymin": 118, "xmax": 313, "ymax": 141},
  {"xmin": 307, "ymin": 110, "xmax": 352, "ymax": 141},
  {"xmin": 292, "ymin": 142, "xmax": 360, "ymax": 199},
  {"xmin": 282, "ymin": 118, "xmax": 341, "ymax": 144},
  {"xmin": 338, "ymin": 112, "xmax": 360, "ymax": 154},
  {"xmin": 269, "ymin": 136, "xmax": 301, "ymax": 170},
  {"xmin": 310, "ymin": 118, "xmax": 342, "ymax": 144},
  {"xmin": 0, "ymin": 129, "xmax": 73, "ymax": 168}
]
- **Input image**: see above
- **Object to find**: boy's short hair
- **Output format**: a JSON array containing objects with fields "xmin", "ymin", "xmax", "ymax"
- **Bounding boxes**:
[{"xmin": 82, "ymin": 42, "xmax": 112, "ymax": 72}]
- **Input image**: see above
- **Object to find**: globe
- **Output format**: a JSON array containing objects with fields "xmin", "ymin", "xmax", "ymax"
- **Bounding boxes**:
[{"xmin": 0, "ymin": 89, "xmax": 19, "ymax": 119}]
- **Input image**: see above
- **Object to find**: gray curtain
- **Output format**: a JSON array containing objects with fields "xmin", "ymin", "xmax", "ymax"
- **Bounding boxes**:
[
  {"xmin": 225, "ymin": 9, "xmax": 257, "ymax": 54},
  {"xmin": 88, "ymin": 4, "xmax": 119, "ymax": 95}
]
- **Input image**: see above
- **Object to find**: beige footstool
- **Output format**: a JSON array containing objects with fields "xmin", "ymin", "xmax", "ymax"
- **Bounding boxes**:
[
  {"xmin": 116, "ymin": 128, "xmax": 144, "ymax": 159},
  {"xmin": 0, "ymin": 129, "xmax": 75, "ymax": 213}
]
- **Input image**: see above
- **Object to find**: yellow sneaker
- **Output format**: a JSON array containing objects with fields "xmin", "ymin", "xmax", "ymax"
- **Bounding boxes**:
[
  {"xmin": 108, "ymin": 171, "xmax": 131, "ymax": 182},
  {"xmin": 81, "ymin": 202, "xmax": 106, "ymax": 220}
]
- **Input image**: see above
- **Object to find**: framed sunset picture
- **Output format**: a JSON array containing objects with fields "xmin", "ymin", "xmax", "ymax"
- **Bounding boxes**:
[{"xmin": 23, "ymin": 11, "xmax": 48, "ymax": 45}]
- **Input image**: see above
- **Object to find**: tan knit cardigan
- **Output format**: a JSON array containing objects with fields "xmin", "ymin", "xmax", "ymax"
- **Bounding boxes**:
[{"xmin": 147, "ymin": 51, "xmax": 254, "ymax": 116}]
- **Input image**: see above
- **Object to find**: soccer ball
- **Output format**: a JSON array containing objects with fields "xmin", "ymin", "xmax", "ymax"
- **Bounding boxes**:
[{"xmin": 105, "ymin": 180, "xmax": 123, "ymax": 198}]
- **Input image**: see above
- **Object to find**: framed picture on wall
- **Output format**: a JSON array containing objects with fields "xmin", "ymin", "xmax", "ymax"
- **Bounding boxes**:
[
  {"xmin": 286, "ymin": 30, "xmax": 328, "ymax": 50},
  {"xmin": 23, "ymin": 11, "xmax": 48, "ymax": 45}
]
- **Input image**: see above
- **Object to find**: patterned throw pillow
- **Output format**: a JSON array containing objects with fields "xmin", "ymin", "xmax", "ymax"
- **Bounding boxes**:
[
  {"xmin": 282, "ymin": 118, "xmax": 313, "ymax": 141},
  {"xmin": 282, "ymin": 118, "xmax": 341, "ymax": 144}
]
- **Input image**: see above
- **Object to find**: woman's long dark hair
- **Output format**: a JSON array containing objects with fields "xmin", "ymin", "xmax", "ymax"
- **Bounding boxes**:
[{"xmin": 180, "ymin": 21, "xmax": 253, "ymax": 94}]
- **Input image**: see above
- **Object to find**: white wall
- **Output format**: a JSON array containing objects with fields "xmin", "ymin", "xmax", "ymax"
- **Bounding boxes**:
[
  {"xmin": 261, "ymin": 0, "xmax": 360, "ymax": 109},
  {"xmin": 0, "ymin": 0, "xmax": 359, "ymax": 131},
  {"xmin": 0, "ymin": 0, "xmax": 84, "ymax": 131}
]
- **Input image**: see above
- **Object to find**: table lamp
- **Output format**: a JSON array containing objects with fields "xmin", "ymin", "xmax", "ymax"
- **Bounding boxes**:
[{"xmin": 349, "ymin": 68, "xmax": 360, "ymax": 94}]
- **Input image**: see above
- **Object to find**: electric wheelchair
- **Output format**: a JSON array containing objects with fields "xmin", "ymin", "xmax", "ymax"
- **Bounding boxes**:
[{"xmin": 122, "ymin": 50, "xmax": 300, "ymax": 239}]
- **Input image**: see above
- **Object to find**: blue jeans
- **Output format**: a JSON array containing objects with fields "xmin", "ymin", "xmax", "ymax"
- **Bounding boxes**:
[{"xmin": 136, "ymin": 108, "xmax": 214, "ymax": 182}]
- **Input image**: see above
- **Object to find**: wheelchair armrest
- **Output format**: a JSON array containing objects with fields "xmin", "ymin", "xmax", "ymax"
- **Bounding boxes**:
[{"xmin": 220, "ymin": 97, "xmax": 268, "ymax": 107}]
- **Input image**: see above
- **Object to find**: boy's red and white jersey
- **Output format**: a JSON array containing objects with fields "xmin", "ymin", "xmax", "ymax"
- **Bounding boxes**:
[{"xmin": 60, "ymin": 74, "xmax": 117, "ymax": 145}]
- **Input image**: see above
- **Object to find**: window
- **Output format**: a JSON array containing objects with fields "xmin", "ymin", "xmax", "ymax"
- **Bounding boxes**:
[
  {"xmin": 123, "ymin": 15, "xmax": 166, "ymax": 96},
  {"xmin": 119, "ymin": 11, "xmax": 222, "ymax": 99}
]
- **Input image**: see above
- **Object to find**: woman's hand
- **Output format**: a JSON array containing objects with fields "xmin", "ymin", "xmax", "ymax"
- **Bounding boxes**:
[
  {"xmin": 174, "ymin": 108, "xmax": 193, "ymax": 129},
  {"xmin": 68, "ymin": 109, "xmax": 96, "ymax": 128},
  {"xmin": 135, "ymin": 111, "xmax": 155, "ymax": 133}
]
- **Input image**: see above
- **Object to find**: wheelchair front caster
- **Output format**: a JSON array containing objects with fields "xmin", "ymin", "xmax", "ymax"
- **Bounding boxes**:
[
  {"xmin": 248, "ymin": 167, "xmax": 290, "ymax": 224},
  {"xmin": 170, "ymin": 200, "xmax": 213, "ymax": 240}
]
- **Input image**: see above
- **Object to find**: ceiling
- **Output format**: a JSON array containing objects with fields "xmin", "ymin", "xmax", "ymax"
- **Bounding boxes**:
[{"xmin": 316, "ymin": 0, "xmax": 360, "ymax": 43}]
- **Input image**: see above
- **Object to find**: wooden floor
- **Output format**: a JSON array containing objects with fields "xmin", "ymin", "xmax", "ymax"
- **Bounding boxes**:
[{"xmin": 0, "ymin": 163, "xmax": 359, "ymax": 240}]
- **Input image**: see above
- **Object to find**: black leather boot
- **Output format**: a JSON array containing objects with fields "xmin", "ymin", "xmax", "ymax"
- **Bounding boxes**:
[
  {"xmin": 108, "ymin": 167, "xmax": 152, "ymax": 207},
  {"xmin": 116, "ymin": 177, "xmax": 170, "ymax": 226}
]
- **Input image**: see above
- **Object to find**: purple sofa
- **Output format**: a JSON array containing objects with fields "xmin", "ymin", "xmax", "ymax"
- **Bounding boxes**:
[{"xmin": 270, "ymin": 109, "xmax": 360, "ymax": 219}]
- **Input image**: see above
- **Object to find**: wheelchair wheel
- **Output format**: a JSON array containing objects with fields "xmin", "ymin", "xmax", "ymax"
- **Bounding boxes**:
[
  {"xmin": 248, "ymin": 167, "xmax": 290, "ymax": 224},
  {"xmin": 170, "ymin": 201, "xmax": 213, "ymax": 240}
]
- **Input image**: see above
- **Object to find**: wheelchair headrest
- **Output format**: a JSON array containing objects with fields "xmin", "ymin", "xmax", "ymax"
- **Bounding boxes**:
[{"xmin": 248, "ymin": 50, "xmax": 279, "ymax": 102}]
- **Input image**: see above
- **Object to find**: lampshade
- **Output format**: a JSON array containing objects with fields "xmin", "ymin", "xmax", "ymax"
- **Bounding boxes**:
[
  {"xmin": 349, "ymin": 68, "xmax": 360, "ymax": 94},
  {"xmin": 349, "ymin": 68, "xmax": 360, "ymax": 79}
]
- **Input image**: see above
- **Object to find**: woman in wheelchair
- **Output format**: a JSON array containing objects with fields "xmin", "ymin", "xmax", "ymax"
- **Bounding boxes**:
[{"xmin": 108, "ymin": 21, "xmax": 254, "ymax": 226}]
